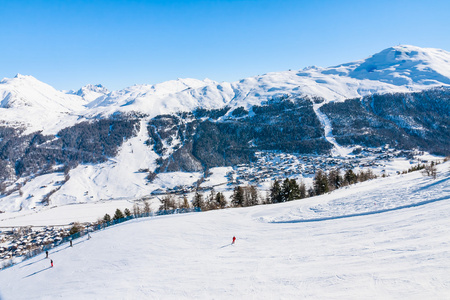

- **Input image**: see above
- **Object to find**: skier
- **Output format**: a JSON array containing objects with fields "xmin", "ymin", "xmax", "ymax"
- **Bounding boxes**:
[
  {"xmin": 70, "ymin": 239, "xmax": 73, "ymax": 247},
  {"xmin": 45, "ymin": 251, "xmax": 48, "ymax": 258},
  {"xmin": 50, "ymin": 259, "xmax": 53, "ymax": 268},
  {"xmin": 232, "ymin": 236, "xmax": 236, "ymax": 244}
]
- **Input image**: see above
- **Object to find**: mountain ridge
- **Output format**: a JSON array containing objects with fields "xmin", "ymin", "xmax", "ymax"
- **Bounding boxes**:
[
  {"xmin": 1, "ymin": 45, "xmax": 450, "ymax": 134},
  {"xmin": 0, "ymin": 45, "xmax": 448, "ymax": 213}
]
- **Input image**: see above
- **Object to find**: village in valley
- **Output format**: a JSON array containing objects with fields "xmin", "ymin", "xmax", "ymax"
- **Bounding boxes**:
[{"xmin": 0, "ymin": 144, "xmax": 441, "ymax": 266}]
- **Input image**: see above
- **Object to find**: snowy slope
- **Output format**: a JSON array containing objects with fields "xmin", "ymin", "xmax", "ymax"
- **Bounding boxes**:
[
  {"xmin": 86, "ymin": 78, "xmax": 233, "ymax": 118},
  {"xmin": 71, "ymin": 84, "xmax": 109, "ymax": 102},
  {"xmin": 0, "ymin": 162, "xmax": 449, "ymax": 299},
  {"xmin": 0, "ymin": 74, "xmax": 88, "ymax": 134},
  {"xmin": 0, "ymin": 44, "xmax": 449, "ymax": 216},
  {"xmin": 1, "ymin": 45, "xmax": 450, "ymax": 134},
  {"xmin": 86, "ymin": 45, "xmax": 450, "ymax": 116}
]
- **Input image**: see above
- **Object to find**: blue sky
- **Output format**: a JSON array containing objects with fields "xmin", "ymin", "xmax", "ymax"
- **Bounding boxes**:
[{"xmin": 1, "ymin": 0, "xmax": 450, "ymax": 91}]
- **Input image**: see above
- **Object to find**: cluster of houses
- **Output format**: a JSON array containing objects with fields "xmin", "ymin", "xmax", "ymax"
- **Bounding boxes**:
[
  {"xmin": 0, "ymin": 226, "xmax": 71, "ymax": 260},
  {"xmin": 231, "ymin": 148, "xmax": 421, "ymax": 184},
  {"xmin": 0, "ymin": 147, "xmax": 429, "ymax": 264},
  {"xmin": 151, "ymin": 148, "xmax": 424, "ymax": 196}
]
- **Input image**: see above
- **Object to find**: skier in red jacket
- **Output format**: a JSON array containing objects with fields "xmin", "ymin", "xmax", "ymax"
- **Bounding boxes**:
[
  {"xmin": 51, "ymin": 260, "xmax": 53, "ymax": 267},
  {"xmin": 232, "ymin": 236, "xmax": 236, "ymax": 244}
]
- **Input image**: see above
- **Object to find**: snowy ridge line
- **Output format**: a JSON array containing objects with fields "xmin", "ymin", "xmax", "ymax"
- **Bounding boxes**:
[{"xmin": 270, "ymin": 195, "xmax": 450, "ymax": 224}]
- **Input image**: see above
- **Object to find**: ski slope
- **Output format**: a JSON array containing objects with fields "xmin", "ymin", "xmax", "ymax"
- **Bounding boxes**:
[{"xmin": 0, "ymin": 162, "xmax": 449, "ymax": 299}]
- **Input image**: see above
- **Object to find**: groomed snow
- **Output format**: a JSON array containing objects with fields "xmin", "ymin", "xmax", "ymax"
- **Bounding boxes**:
[{"xmin": 1, "ymin": 162, "xmax": 449, "ymax": 299}]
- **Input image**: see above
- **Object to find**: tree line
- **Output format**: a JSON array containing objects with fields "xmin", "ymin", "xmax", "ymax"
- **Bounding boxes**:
[{"xmin": 95, "ymin": 159, "xmax": 445, "ymax": 225}]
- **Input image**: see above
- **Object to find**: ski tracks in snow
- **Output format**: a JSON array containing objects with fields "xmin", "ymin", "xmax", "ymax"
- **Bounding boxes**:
[{"xmin": 313, "ymin": 103, "xmax": 352, "ymax": 157}]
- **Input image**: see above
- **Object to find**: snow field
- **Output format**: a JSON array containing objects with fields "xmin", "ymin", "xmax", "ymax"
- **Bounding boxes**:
[{"xmin": 0, "ymin": 162, "xmax": 449, "ymax": 299}]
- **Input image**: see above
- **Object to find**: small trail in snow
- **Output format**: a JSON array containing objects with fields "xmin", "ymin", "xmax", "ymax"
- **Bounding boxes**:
[{"xmin": 313, "ymin": 103, "xmax": 351, "ymax": 157}]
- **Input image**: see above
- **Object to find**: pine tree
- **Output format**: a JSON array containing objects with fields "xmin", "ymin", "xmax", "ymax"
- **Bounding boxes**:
[
  {"xmin": 231, "ymin": 186, "xmax": 244, "ymax": 207},
  {"xmin": 246, "ymin": 185, "xmax": 259, "ymax": 206},
  {"xmin": 288, "ymin": 179, "xmax": 301, "ymax": 201},
  {"xmin": 314, "ymin": 169, "xmax": 329, "ymax": 195},
  {"xmin": 344, "ymin": 169, "xmax": 357, "ymax": 185},
  {"xmin": 270, "ymin": 180, "xmax": 282, "ymax": 203},
  {"xmin": 124, "ymin": 208, "xmax": 131, "ymax": 217},
  {"xmin": 103, "ymin": 213, "xmax": 111, "ymax": 223},
  {"xmin": 206, "ymin": 189, "xmax": 217, "ymax": 210},
  {"xmin": 327, "ymin": 168, "xmax": 342, "ymax": 191},
  {"xmin": 215, "ymin": 192, "xmax": 227, "ymax": 208},
  {"xmin": 192, "ymin": 191, "xmax": 205, "ymax": 210},
  {"xmin": 298, "ymin": 181, "xmax": 307, "ymax": 199},
  {"xmin": 281, "ymin": 178, "xmax": 291, "ymax": 202},
  {"xmin": 113, "ymin": 208, "xmax": 125, "ymax": 220}
]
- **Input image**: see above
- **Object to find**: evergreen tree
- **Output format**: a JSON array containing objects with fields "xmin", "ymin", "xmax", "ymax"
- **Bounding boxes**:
[
  {"xmin": 298, "ymin": 180, "xmax": 307, "ymax": 199},
  {"xmin": 288, "ymin": 179, "xmax": 301, "ymax": 201},
  {"xmin": 103, "ymin": 213, "xmax": 111, "ymax": 223},
  {"xmin": 113, "ymin": 208, "xmax": 125, "ymax": 220},
  {"xmin": 124, "ymin": 208, "xmax": 131, "ymax": 217},
  {"xmin": 281, "ymin": 178, "xmax": 291, "ymax": 202},
  {"xmin": 246, "ymin": 185, "xmax": 259, "ymax": 206},
  {"xmin": 270, "ymin": 180, "xmax": 282, "ymax": 203},
  {"xmin": 69, "ymin": 222, "xmax": 82, "ymax": 235},
  {"xmin": 307, "ymin": 187, "xmax": 315, "ymax": 197},
  {"xmin": 314, "ymin": 169, "xmax": 329, "ymax": 195},
  {"xmin": 344, "ymin": 169, "xmax": 357, "ymax": 185},
  {"xmin": 327, "ymin": 168, "xmax": 342, "ymax": 191},
  {"xmin": 192, "ymin": 191, "xmax": 205, "ymax": 210},
  {"xmin": 231, "ymin": 186, "xmax": 244, "ymax": 207},
  {"xmin": 357, "ymin": 169, "xmax": 376, "ymax": 182},
  {"xmin": 206, "ymin": 189, "xmax": 217, "ymax": 210},
  {"xmin": 215, "ymin": 192, "xmax": 227, "ymax": 209}
]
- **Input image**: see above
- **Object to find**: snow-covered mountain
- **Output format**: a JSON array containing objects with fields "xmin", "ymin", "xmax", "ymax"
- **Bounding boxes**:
[
  {"xmin": 0, "ymin": 45, "xmax": 449, "ymax": 214},
  {"xmin": 85, "ymin": 45, "xmax": 450, "ymax": 117},
  {"xmin": 71, "ymin": 83, "xmax": 109, "ymax": 102},
  {"xmin": 0, "ymin": 74, "xmax": 88, "ymax": 134},
  {"xmin": 1, "ymin": 45, "xmax": 450, "ymax": 134}
]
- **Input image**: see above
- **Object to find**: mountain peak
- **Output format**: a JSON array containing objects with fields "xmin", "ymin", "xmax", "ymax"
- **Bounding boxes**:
[
  {"xmin": 72, "ymin": 83, "xmax": 110, "ymax": 102},
  {"xmin": 345, "ymin": 45, "xmax": 450, "ymax": 86}
]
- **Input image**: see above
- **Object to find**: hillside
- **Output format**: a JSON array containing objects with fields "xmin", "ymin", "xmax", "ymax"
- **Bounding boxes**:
[
  {"xmin": 1, "ymin": 45, "xmax": 450, "ymax": 134},
  {"xmin": 0, "ymin": 44, "xmax": 449, "ymax": 216},
  {"xmin": 0, "ymin": 162, "xmax": 449, "ymax": 299}
]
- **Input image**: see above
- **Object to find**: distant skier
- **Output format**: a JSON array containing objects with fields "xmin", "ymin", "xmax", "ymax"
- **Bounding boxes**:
[
  {"xmin": 232, "ymin": 236, "xmax": 236, "ymax": 244},
  {"xmin": 70, "ymin": 240, "xmax": 73, "ymax": 247},
  {"xmin": 45, "ymin": 251, "xmax": 48, "ymax": 258},
  {"xmin": 50, "ymin": 259, "xmax": 53, "ymax": 268}
]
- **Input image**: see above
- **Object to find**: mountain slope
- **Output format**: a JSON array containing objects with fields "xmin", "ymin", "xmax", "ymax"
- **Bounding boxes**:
[
  {"xmin": 2, "ymin": 45, "xmax": 450, "ymax": 134},
  {"xmin": 0, "ymin": 45, "xmax": 449, "ymax": 213},
  {"xmin": 0, "ymin": 74, "xmax": 88, "ymax": 134},
  {"xmin": 85, "ymin": 45, "xmax": 450, "ymax": 118},
  {"xmin": 0, "ymin": 162, "xmax": 449, "ymax": 299},
  {"xmin": 347, "ymin": 45, "xmax": 450, "ymax": 85}
]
